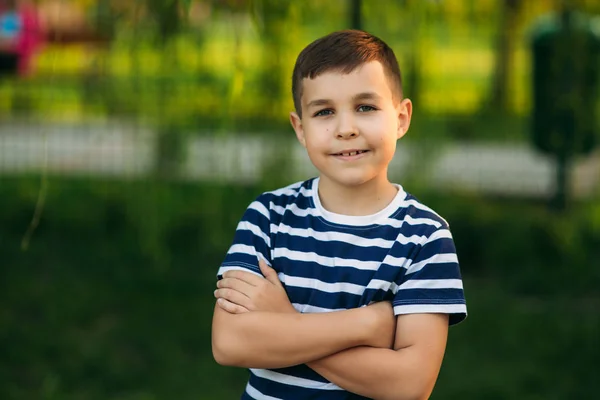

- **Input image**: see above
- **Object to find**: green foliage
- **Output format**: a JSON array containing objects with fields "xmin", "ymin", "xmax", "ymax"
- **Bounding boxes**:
[
  {"xmin": 420, "ymin": 190, "xmax": 600, "ymax": 296},
  {"xmin": 8, "ymin": 0, "xmax": 562, "ymax": 131},
  {"xmin": 0, "ymin": 177, "xmax": 598, "ymax": 399}
]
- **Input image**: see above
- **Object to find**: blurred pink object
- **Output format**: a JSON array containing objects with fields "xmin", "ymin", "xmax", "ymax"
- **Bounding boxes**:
[{"xmin": 15, "ymin": 2, "xmax": 43, "ymax": 76}]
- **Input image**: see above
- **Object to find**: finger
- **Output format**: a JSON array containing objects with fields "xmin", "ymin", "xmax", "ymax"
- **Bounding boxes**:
[
  {"xmin": 218, "ymin": 277, "xmax": 255, "ymax": 296},
  {"xmin": 217, "ymin": 298, "xmax": 249, "ymax": 314},
  {"xmin": 215, "ymin": 288, "xmax": 254, "ymax": 311},
  {"xmin": 222, "ymin": 270, "xmax": 264, "ymax": 286},
  {"xmin": 258, "ymin": 258, "xmax": 282, "ymax": 286}
]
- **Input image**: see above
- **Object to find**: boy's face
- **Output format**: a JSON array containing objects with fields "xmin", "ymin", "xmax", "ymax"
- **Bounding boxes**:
[{"xmin": 290, "ymin": 61, "xmax": 412, "ymax": 189}]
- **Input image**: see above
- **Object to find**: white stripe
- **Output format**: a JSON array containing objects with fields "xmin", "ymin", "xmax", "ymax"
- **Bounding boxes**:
[
  {"xmin": 274, "ymin": 223, "xmax": 431, "ymax": 248},
  {"xmin": 270, "ymin": 203, "xmax": 318, "ymax": 218},
  {"xmin": 293, "ymin": 303, "xmax": 344, "ymax": 313},
  {"xmin": 248, "ymin": 200, "xmax": 270, "ymax": 219},
  {"xmin": 398, "ymin": 279, "xmax": 463, "ymax": 290},
  {"xmin": 297, "ymin": 185, "xmax": 313, "ymax": 198},
  {"xmin": 237, "ymin": 220, "xmax": 270, "ymax": 247},
  {"xmin": 217, "ymin": 266, "xmax": 263, "ymax": 277},
  {"xmin": 250, "ymin": 369, "xmax": 342, "ymax": 391},
  {"xmin": 245, "ymin": 382, "xmax": 283, "ymax": 400},
  {"xmin": 273, "ymin": 248, "xmax": 381, "ymax": 271},
  {"xmin": 228, "ymin": 243, "xmax": 258, "ymax": 257},
  {"xmin": 380, "ymin": 254, "xmax": 411, "ymax": 269},
  {"xmin": 394, "ymin": 233, "xmax": 429, "ymax": 245},
  {"xmin": 274, "ymin": 223, "xmax": 395, "ymax": 248},
  {"xmin": 407, "ymin": 253, "xmax": 459, "ymax": 274},
  {"xmin": 401, "ymin": 199, "xmax": 449, "ymax": 226},
  {"xmin": 404, "ymin": 214, "xmax": 443, "ymax": 228},
  {"xmin": 285, "ymin": 275, "xmax": 365, "ymax": 295},
  {"xmin": 286, "ymin": 276, "xmax": 461, "ymax": 297},
  {"xmin": 428, "ymin": 228, "xmax": 453, "ymax": 242},
  {"xmin": 366, "ymin": 279, "xmax": 399, "ymax": 293},
  {"xmin": 394, "ymin": 303, "xmax": 467, "ymax": 315},
  {"xmin": 267, "ymin": 181, "xmax": 306, "ymax": 197},
  {"xmin": 375, "ymin": 215, "xmax": 444, "ymax": 230}
]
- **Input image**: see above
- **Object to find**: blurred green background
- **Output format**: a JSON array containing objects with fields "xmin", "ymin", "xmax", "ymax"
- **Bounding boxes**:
[{"xmin": 1, "ymin": 0, "xmax": 599, "ymax": 399}]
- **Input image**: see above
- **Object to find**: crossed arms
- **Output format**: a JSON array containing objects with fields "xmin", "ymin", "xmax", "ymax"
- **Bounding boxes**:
[{"xmin": 211, "ymin": 260, "xmax": 449, "ymax": 400}]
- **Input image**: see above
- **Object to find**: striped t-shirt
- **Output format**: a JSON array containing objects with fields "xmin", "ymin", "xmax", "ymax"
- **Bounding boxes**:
[{"xmin": 217, "ymin": 177, "xmax": 467, "ymax": 400}]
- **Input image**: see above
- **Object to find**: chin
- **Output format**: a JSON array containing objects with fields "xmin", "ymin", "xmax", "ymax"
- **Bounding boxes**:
[{"xmin": 324, "ymin": 172, "xmax": 376, "ymax": 188}]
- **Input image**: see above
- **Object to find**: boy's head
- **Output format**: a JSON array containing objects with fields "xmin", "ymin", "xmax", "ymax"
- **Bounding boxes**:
[
  {"xmin": 292, "ymin": 29, "xmax": 403, "ymax": 118},
  {"xmin": 289, "ymin": 30, "xmax": 412, "ymax": 189}
]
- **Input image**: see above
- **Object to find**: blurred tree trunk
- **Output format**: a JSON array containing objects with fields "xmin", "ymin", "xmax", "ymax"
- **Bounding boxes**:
[
  {"xmin": 405, "ymin": 0, "xmax": 425, "ymax": 106},
  {"xmin": 488, "ymin": 0, "xmax": 522, "ymax": 112},
  {"xmin": 145, "ymin": 0, "xmax": 184, "ymax": 178},
  {"xmin": 252, "ymin": 0, "xmax": 294, "ymax": 119},
  {"xmin": 349, "ymin": 0, "xmax": 362, "ymax": 30}
]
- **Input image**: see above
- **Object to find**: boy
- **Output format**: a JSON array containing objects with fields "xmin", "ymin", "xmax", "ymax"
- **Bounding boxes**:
[{"xmin": 212, "ymin": 29, "xmax": 467, "ymax": 400}]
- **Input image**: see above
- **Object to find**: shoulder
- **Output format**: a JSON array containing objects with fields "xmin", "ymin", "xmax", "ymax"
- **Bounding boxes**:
[
  {"xmin": 397, "ymin": 190, "xmax": 450, "ymax": 230},
  {"xmin": 248, "ymin": 179, "xmax": 315, "ymax": 219},
  {"xmin": 255, "ymin": 178, "xmax": 314, "ymax": 208},
  {"xmin": 387, "ymin": 188, "xmax": 453, "ymax": 246}
]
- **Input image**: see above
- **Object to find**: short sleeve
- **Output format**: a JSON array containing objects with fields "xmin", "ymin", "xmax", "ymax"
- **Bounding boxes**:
[
  {"xmin": 217, "ymin": 194, "xmax": 272, "ymax": 279},
  {"xmin": 393, "ymin": 227, "xmax": 467, "ymax": 325}
]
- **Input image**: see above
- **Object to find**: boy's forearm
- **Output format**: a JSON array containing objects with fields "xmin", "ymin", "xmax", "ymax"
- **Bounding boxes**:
[
  {"xmin": 307, "ymin": 346, "xmax": 439, "ymax": 400},
  {"xmin": 212, "ymin": 305, "xmax": 374, "ymax": 369}
]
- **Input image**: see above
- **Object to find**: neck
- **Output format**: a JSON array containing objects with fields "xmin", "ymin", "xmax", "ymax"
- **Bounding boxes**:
[{"xmin": 317, "ymin": 174, "xmax": 398, "ymax": 216}]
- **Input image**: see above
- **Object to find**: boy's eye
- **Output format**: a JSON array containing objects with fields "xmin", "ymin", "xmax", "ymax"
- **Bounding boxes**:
[
  {"xmin": 314, "ymin": 109, "xmax": 334, "ymax": 117},
  {"xmin": 357, "ymin": 105, "xmax": 377, "ymax": 112}
]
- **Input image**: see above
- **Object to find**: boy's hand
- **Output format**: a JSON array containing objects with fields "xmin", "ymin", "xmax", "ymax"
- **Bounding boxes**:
[{"xmin": 215, "ymin": 259, "xmax": 297, "ymax": 314}]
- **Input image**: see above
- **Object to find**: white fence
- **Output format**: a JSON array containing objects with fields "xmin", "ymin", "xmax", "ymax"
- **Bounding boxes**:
[{"xmin": 1, "ymin": 120, "xmax": 599, "ymax": 199}]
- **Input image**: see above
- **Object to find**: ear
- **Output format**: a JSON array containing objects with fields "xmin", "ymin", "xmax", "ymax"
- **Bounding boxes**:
[
  {"xmin": 396, "ymin": 98, "xmax": 413, "ymax": 140},
  {"xmin": 290, "ymin": 111, "xmax": 306, "ymax": 147}
]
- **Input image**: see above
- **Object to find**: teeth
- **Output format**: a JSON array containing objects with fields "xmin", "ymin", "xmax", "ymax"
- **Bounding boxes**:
[{"xmin": 339, "ymin": 151, "xmax": 363, "ymax": 156}]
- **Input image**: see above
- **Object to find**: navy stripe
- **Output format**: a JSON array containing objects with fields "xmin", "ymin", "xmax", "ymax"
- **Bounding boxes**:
[
  {"xmin": 269, "ymin": 364, "xmax": 330, "ymax": 383},
  {"xmin": 286, "ymin": 285, "xmax": 363, "ymax": 310},
  {"xmin": 276, "ymin": 261, "xmax": 376, "ymax": 285},
  {"xmin": 248, "ymin": 370, "xmax": 371, "ymax": 399},
  {"xmin": 248, "ymin": 371, "xmax": 338, "ymax": 400},
  {"xmin": 233, "ymin": 230, "xmax": 269, "ymax": 248},
  {"xmin": 241, "ymin": 207, "xmax": 270, "ymax": 226},
  {"xmin": 395, "ymin": 288, "xmax": 466, "ymax": 303}
]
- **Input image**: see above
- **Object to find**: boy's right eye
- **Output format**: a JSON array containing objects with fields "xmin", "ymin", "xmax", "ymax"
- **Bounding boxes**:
[{"xmin": 313, "ymin": 109, "xmax": 334, "ymax": 117}]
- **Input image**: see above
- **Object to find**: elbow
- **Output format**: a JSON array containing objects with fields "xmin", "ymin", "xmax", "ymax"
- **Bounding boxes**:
[
  {"xmin": 212, "ymin": 331, "xmax": 242, "ymax": 367},
  {"xmin": 380, "ymin": 379, "xmax": 434, "ymax": 400},
  {"xmin": 212, "ymin": 344, "xmax": 235, "ymax": 367},
  {"xmin": 379, "ymin": 391, "xmax": 429, "ymax": 400}
]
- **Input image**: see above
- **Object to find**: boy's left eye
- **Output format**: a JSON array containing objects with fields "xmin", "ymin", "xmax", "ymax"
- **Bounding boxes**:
[{"xmin": 357, "ymin": 105, "xmax": 376, "ymax": 112}]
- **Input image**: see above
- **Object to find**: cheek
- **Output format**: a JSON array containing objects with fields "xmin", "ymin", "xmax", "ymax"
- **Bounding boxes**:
[{"xmin": 304, "ymin": 128, "xmax": 329, "ymax": 150}]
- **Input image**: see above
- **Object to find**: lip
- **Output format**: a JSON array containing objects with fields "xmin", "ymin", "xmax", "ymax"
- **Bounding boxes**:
[{"xmin": 330, "ymin": 149, "xmax": 370, "ymax": 161}]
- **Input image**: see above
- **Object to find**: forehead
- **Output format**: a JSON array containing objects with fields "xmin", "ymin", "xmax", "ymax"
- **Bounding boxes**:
[{"xmin": 301, "ymin": 61, "xmax": 394, "ymax": 105}]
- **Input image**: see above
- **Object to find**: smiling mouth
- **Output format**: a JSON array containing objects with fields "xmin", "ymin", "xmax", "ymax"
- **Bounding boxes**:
[{"xmin": 332, "ymin": 150, "xmax": 369, "ymax": 157}]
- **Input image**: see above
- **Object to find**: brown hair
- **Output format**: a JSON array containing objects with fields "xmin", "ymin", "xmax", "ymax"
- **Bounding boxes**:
[{"xmin": 291, "ymin": 29, "xmax": 403, "ymax": 117}]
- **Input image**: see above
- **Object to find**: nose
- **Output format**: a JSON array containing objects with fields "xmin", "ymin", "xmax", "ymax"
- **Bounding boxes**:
[
  {"xmin": 337, "ymin": 130, "xmax": 358, "ymax": 139},
  {"xmin": 336, "ymin": 112, "xmax": 359, "ymax": 139}
]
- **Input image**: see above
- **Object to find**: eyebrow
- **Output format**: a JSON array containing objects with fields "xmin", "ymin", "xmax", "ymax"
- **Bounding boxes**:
[{"xmin": 305, "ymin": 92, "xmax": 382, "ymax": 109}]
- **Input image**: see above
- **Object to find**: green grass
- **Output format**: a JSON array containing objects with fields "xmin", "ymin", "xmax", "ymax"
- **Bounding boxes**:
[
  {"xmin": 435, "ymin": 278, "xmax": 599, "ymax": 399},
  {"xmin": 1, "ymin": 177, "xmax": 598, "ymax": 399}
]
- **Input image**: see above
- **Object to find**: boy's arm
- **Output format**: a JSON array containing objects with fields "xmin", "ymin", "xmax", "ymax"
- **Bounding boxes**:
[
  {"xmin": 213, "ymin": 266, "xmax": 449, "ymax": 399},
  {"xmin": 307, "ymin": 313, "xmax": 449, "ymax": 400},
  {"xmin": 306, "ymin": 227, "xmax": 467, "ymax": 399},
  {"xmin": 212, "ymin": 300, "xmax": 394, "ymax": 369},
  {"xmin": 212, "ymin": 264, "xmax": 395, "ymax": 369}
]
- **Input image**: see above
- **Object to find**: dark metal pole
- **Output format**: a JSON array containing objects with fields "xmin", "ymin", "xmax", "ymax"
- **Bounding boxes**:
[{"xmin": 350, "ymin": 0, "xmax": 362, "ymax": 30}]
